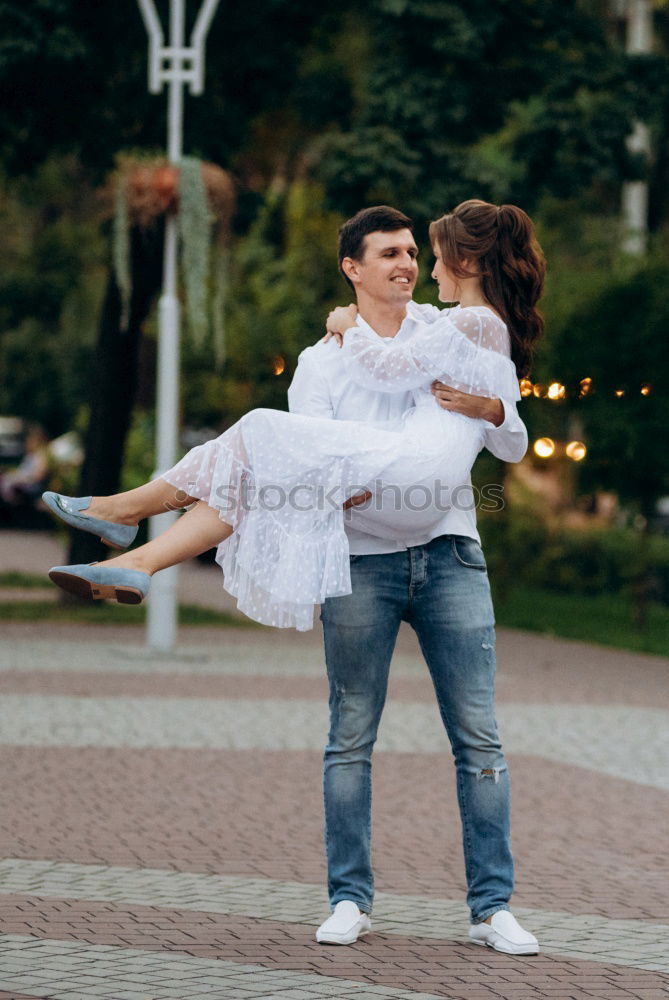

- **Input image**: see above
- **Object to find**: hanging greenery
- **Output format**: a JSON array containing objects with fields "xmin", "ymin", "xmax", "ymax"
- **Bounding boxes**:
[
  {"xmin": 112, "ymin": 172, "xmax": 131, "ymax": 331},
  {"xmin": 178, "ymin": 155, "xmax": 211, "ymax": 348},
  {"xmin": 110, "ymin": 155, "xmax": 235, "ymax": 359},
  {"xmin": 211, "ymin": 243, "xmax": 229, "ymax": 366}
]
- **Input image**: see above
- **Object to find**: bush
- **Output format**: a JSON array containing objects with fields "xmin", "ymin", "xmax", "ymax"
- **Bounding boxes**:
[{"xmin": 480, "ymin": 512, "xmax": 669, "ymax": 605}]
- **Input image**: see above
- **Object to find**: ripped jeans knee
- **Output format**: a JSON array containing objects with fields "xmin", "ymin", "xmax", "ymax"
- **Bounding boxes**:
[{"xmin": 476, "ymin": 766, "xmax": 504, "ymax": 784}]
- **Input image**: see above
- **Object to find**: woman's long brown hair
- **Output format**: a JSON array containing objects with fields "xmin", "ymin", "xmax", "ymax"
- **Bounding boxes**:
[{"xmin": 429, "ymin": 199, "xmax": 546, "ymax": 378}]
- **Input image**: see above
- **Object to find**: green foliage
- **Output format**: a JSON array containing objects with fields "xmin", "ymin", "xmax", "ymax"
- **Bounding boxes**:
[
  {"xmin": 310, "ymin": 0, "xmax": 638, "ymax": 220},
  {"xmin": 182, "ymin": 180, "xmax": 345, "ymax": 428},
  {"xmin": 120, "ymin": 410, "xmax": 155, "ymax": 491},
  {"xmin": 549, "ymin": 259, "xmax": 669, "ymax": 513},
  {"xmin": 0, "ymin": 158, "xmax": 105, "ymax": 433},
  {"xmin": 0, "ymin": 0, "xmax": 656, "ymax": 222},
  {"xmin": 480, "ymin": 510, "xmax": 669, "ymax": 603}
]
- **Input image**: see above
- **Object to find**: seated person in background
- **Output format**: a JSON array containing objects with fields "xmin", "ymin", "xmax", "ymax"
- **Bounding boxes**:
[{"xmin": 0, "ymin": 424, "xmax": 50, "ymax": 507}]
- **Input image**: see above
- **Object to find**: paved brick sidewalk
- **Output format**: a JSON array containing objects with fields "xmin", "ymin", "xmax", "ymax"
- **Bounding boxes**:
[{"xmin": 0, "ymin": 530, "xmax": 668, "ymax": 998}]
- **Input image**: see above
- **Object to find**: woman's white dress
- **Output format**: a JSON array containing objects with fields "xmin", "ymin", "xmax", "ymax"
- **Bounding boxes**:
[{"xmin": 163, "ymin": 304, "xmax": 520, "ymax": 631}]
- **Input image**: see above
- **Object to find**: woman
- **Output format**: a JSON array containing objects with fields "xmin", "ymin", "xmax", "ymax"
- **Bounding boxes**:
[{"xmin": 45, "ymin": 200, "xmax": 545, "ymax": 631}]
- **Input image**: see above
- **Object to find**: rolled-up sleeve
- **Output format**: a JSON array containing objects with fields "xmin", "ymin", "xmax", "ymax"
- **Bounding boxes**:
[{"xmin": 483, "ymin": 399, "xmax": 528, "ymax": 463}]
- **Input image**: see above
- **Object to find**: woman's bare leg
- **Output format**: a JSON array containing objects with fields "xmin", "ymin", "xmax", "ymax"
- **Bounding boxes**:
[
  {"xmin": 82, "ymin": 479, "xmax": 198, "ymax": 526},
  {"xmin": 99, "ymin": 501, "xmax": 232, "ymax": 575}
]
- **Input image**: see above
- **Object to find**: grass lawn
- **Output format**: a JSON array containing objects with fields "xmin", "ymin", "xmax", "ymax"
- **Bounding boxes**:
[
  {"xmin": 0, "ymin": 598, "xmax": 256, "ymax": 628},
  {"xmin": 494, "ymin": 586, "xmax": 669, "ymax": 657},
  {"xmin": 0, "ymin": 571, "xmax": 55, "ymax": 589},
  {"xmin": 0, "ymin": 574, "xmax": 666, "ymax": 655}
]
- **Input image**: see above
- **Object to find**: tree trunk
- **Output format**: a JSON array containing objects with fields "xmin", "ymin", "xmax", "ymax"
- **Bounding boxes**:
[{"xmin": 67, "ymin": 224, "xmax": 164, "ymax": 570}]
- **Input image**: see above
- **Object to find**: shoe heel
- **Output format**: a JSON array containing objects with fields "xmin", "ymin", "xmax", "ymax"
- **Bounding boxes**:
[
  {"xmin": 115, "ymin": 587, "xmax": 143, "ymax": 605},
  {"xmin": 91, "ymin": 582, "xmax": 143, "ymax": 604}
]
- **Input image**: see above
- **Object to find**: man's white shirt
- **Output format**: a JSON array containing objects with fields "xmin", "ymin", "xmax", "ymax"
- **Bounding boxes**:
[{"xmin": 287, "ymin": 303, "xmax": 527, "ymax": 554}]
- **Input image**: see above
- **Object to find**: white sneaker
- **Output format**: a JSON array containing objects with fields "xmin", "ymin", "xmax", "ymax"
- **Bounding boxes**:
[
  {"xmin": 316, "ymin": 900, "xmax": 372, "ymax": 945},
  {"xmin": 469, "ymin": 910, "xmax": 539, "ymax": 955}
]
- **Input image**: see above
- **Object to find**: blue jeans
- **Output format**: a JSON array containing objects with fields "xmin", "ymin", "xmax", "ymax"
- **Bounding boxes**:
[{"xmin": 320, "ymin": 534, "xmax": 513, "ymax": 924}]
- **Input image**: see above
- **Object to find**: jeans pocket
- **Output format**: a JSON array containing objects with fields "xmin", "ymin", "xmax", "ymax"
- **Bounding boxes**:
[{"xmin": 451, "ymin": 536, "xmax": 487, "ymax": 570}]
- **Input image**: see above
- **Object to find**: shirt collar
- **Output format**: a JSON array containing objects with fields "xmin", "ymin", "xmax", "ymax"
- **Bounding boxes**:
[{"xmin": 356, "ymin": 304, "xmax": 416, "ymax": 341}]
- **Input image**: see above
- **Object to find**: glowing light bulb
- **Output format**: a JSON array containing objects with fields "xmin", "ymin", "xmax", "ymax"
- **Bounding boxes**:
[
  {"xmin": 640, "ymin": 383, "xmax": 651, "ymax": 396},
  {"xmin": 533, "ymin": 437, "xmax": 555, "ymax": 459},
  {"xmin": 614, "ymin": 389, "xmax": 625, "ymax": 398},
  {"xmin": 547, "ymin": 382, "xmax": 566, "ymax": 400},
  {"xmin": 565, "ymin": 441, "xmax": 587, "ymax": 461},
  {"xmin": 272, "ymin": 355, "xmax": 285, "ymax": 376},
  {"xmin": 532, "ymin": 384, "xmax": 543, "ymax": 398},
  {"xmin": 579, "ymin": 377, "xmax": 592, "ymax": 397},
  {"xmin": 519, "ymin": 379, "xmax": 533, "ymax": 397}
]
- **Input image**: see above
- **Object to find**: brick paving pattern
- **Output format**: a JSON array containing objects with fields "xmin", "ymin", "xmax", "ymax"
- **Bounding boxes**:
[{"xmin": 0, "ymin": 534, "xmax": 668, "ymax": 998}]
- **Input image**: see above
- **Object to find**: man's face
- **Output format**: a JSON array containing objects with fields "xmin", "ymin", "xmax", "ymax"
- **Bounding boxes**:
[{"xmin": 344, "ymin": 229, "xmax": 419, "ymax": 304}]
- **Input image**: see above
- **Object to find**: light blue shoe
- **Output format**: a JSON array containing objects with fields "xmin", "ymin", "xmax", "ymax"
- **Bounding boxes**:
[
  {"xmin": 42, "ymin": 492, "xmax": 138, "ymax": 549},
  {"xmin": 48, "ymin": 563, "xmax": 151, "ymax": 605}
]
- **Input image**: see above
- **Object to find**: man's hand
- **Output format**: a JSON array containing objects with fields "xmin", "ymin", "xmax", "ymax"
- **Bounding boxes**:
[
  {"xmin": 431, "ymin": 381, "xmax": 504, "ymax": 427},
  {"xmin": 343, "ymin": 490, "xmax": 372, "ymax": 510},
  {"xmin": 323, "ymin": 304, "xmax": 359, "ymax": 346}
]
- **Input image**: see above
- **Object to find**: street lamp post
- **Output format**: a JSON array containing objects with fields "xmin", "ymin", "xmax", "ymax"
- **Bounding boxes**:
[
  {"xmin": 136, "ymin": 0, "xmax": 221, "ymax": 651},
  {"xmin": 621, "ymin": 0, "xmax": 653, "ymax": 255}
]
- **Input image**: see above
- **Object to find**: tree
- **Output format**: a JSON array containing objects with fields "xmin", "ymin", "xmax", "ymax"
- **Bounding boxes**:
[
  {"xmin": 555, "ymin": 262, "xmax": 669, "ymax": 518},
  {"xmin": 68, "ymin": 223, "xmax": 163, "ymax": 567},
  {"xmin": 313, "ymin": 0, "xmax": 639, "ymax": 220},
  {"xmin": 0, "ymin": 1, "xmax": 655, "ymax": 215},
  {"xmin": 2, "ymin": 0, "xmax": 667, "ymax": 564},
  {"xmin": 0, "ymin": 157, "xmax": 104, "ymax": 433}
]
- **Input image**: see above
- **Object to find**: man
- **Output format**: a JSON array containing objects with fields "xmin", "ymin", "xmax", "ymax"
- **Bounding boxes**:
[{"xmin": 287, "ymin": 206, "xmax": 538, "ymax": 956}]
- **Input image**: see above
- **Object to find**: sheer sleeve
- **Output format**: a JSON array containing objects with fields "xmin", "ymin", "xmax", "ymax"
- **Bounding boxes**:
[
  {"xmin": 340, "ymin": 306, "xmax": 521, "ymax": 401},
  {"xmin": 405, "ymin": 301, "xmax": 444, "ymax": 323}
]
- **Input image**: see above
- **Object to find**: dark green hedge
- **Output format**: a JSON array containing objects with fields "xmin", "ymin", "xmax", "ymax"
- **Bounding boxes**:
[{"xmin": 480, "ymin": 513, "xmax": 669, "ymax": 605}]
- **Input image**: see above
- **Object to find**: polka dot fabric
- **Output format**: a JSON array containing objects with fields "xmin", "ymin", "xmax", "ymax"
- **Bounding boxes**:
[
  {"xmin": 163, "ymin": 306, "xmax": 518, "ymax": 631},
  {"xmin": 341, "ymin": 303, "xmax": 520, "ymax": 400}
]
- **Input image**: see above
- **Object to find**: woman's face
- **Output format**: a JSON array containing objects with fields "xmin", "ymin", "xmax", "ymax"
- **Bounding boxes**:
[{"xmin": 431, "ymin": 247, "xmax": 460, "ymax": 303}]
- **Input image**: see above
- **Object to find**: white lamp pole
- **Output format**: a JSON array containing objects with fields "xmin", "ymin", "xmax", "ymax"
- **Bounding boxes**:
[
  {"xmin": 136, "ymin": 0, "xmax": 221, "ymax": 651},
  {"xmin": 621, "ymin": 0, "xmax": 653, "ymax": 255}
]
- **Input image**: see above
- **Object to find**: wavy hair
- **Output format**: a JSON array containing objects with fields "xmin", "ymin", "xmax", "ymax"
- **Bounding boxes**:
[{"xmin": 428, "ymin": 199, "xmax": 546, "ymax": 378}]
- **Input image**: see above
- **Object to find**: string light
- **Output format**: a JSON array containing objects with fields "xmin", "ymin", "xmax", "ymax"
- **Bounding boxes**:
[
  {"xmin": 523, "ymin": 376, "xmax": 652, "ymax": 467},
  {"xmin": 518, "ymin": 378, "xmax": 652, "ymax": 398},
  {"xmin": 533, "ymin": 437, "xmax": 556, "ymax": 458},
  {"xmin": 272, "ymin": 355, "xmax": 285, "ymax": 376},
  {"xmin": 565, "ymin": 441, "xmax": 587, "ymax": 461},
  {"xmin": 547, "ymin": 382, "xmax": 566, "ymax": 400}
]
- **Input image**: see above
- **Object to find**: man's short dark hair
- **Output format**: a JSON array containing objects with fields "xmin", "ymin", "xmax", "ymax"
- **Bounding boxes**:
[{"xmin": 338, "ymin": 206, "xmax": 414, "ymax": 290}]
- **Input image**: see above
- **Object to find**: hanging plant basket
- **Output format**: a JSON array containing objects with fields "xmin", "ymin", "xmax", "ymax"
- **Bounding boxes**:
[
  {"xmin": 111, "ymin": 154, "xmax": 235, "ymax": 360},
  {"xmin": 116, "ymin": 157, "xmax": 234, "ymax": 227}
]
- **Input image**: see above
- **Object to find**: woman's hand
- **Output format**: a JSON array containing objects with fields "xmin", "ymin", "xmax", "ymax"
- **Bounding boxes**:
[
  {"xmin": 431, "ymin": 381, "xmax": 504, "ymax": 426},
  {"xmin": 323, "ymin": 304, "xmax": 359, "ymax": 346}
]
